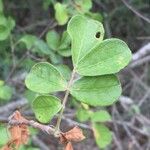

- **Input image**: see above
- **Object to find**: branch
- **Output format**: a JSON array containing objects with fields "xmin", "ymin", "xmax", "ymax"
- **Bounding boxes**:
[
  {"xmin": 132, "ymin": 43, "xmax": 150, "ymax": 61},
  {"xmin": 121, "ymin": 0, "xmax": 150, "ymax": 24},
  {"xmin": 1, "ymin": 117, "xmax": 56, "ymax": 136},
  {"xmin": 0, "ymin": 98, "xmax": 28, "ymax": 114}
]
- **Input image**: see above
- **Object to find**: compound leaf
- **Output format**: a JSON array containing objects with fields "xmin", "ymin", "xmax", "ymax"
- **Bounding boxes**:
[
  {"xmin": 25, "ymin": 62, "xmax": 67, "ymax": 93},
  {"xmin": 70, "ymin": 75, "xmax": 121, "ymax": 106},
  {"xmin": 67, "ymin": 15, "xmax": 132, "ymax": 76},
  {"xmin": 32, "ymin": 95, "xmax": 62, "ymax": 123}
]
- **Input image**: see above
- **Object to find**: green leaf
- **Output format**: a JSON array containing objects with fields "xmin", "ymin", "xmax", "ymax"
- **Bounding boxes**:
[
  {"xmin": 0, "ymin": 126, "xmax": 10, "ymax": 146},
  {"xmin": 54, "ymin": 2, "xmax": 69, "ymax": 25},
  {"xmin": 67, "ymin": 15, "xmax": 104, "ymax": 66},
  {"xmin": 32, "ymin": 95, "xmax": 62, "ymax": 123},
  {"xmin": 0, "ymin": 15, "xmax": 15, "ymax": 41},
  {"xmin": 57, "ymin": 31, "xmax": 71, "ymax": 57},
  {"xmin": 68, "ymin": 15, "xmax": 132, "ymax": 76},
  {"xmin": 46, "ymin": 30, "xmax": 60, "ymax": 51},
  {"xmin": 19, "ymin": 34, "xmax": 37, "ymax": 49},
  {"xmin": 55, "ymin": 64, "xmax": 71, "ymax": 81},
  {"xmin": 76, "ymin": 38, "xmax": 132, "ymax": 76},
  {"xmin": 76, "ymin": 108, "xmax": 91, "ymax": 122},
  {"xmin": 34, "ymin": 39, "xmax": 52, "ymax": 55},
  {"xmin": 0, "ymin": 83, "xmax": 13, "ymax": 101},
  {"xmin": 93, "ymin": 123, "xmax": 112, "ymax": 149},
  {"xmin": 70, "ymin": 75, "xmax": 121, "ymax": 106},
  {"xmin": 91, "ymin": 110, "xmax": 111, "ymax": 122},
  {"xmin": 25, "ymin": 62, "xmax": 67, "ymax": 93}
]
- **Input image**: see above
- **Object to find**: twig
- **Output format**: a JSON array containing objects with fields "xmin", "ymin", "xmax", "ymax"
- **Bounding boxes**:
[
  {"xmin": 6, "ymin": 20, "xmax": 57, "ymax": 82},
  {"xmin": 62, "ymin": 117, "xmax": 91, "ymax": 129},
  {"xmin": 55, "ymin": 69, "xmax": 76, "ymax": 131},
  {"xmin": 130, "ymin": 55, "xmax": 150, "ymax": 68},
  {"xmin": 8, "ymin": 119, "xmax": 56, "ymax": 135},
  {"xmin": 132, "ymin": 43, "xmax": 150, "ymax": 62},
  {"xmin": 0, "ymin": 98, "xmax": 28, "ymax": 114},
  {"xmin": 113, "ymin": 106, "xmax": 142, "ymax": 149},
  {"xmin": 121, "ymin": 0, "xmax": 150, "ymax": 24}
]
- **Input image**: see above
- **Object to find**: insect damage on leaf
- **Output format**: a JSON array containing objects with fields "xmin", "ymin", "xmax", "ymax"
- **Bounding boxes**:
[
  {"xmin": 2, "ymin": 111, "xmax": 30, "ymax": 149},
  {"xmin": 59, "ymin": 126, "xmax": 85, "ymax": 150}
]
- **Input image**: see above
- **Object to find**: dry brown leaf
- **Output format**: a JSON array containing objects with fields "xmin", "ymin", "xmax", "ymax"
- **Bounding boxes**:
[
  {"xmin": 2, "ymin": 111, "xmax": 30, "ymax": 149},
  {"xmin": 65, "ymin": 142, "xmax": 73, "ymax": 150},
  {"xmin": 61, "ymin": 126, "xmax": 85, "ymax": 142}
]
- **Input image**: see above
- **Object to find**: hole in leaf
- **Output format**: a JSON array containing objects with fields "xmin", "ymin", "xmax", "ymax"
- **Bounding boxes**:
[{"xmin": 95, "ymin": 32, "xmax": 101, "ymax": 38}]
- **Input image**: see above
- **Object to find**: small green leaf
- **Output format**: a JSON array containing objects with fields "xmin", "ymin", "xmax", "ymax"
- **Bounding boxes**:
[
  {"xmin": 25, "ymin": 62, "xmax": 67, "ymax": 93},
  {"xmin": 68, "ymin": 15, "xmax": 132, "ymax": 76},
  {"xmin": 91, "ymin": 110, "xmax": 111, "ymax": 122},
  {"xmin": 57, "ymin": 31, "xmax": 71, "ymax": 57},
  {"xmin": 55, "ymin": 64, "xmax": 71, "ymax": 81},
  {"xmin": 54, "ymin": 2, "xmax": 69, "ymax": 25},
  {"xmin": 0, "ymin": 83, "xmax": 13, "ymax": 101},
  {"xmin": 76, "ymin": 108, "xmax": 91, "ymax": 122},
  {"xmin": 93, "ymin": 123, "xmax": 112, "ymax": 149},
  {"xmin": 70, "ymin": 75, "xmax": 121, "ymax": 106},
  {"xmin": 46, "ymin": 30, "xmax": 60, "ymax": 51},
  {"xmin": 32, "ymin": 95, "xmax": 62, "ymax": 123},
  {"xmin": 0, "ymin": 15, "xmax": 15, "ymax": 41},
  {"xmin": 19, "ymin": 34, "xmax": 37, "ymax": 49}
]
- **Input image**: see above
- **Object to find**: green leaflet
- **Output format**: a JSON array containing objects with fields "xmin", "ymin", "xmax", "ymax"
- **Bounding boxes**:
[
  {"xmin": 93, "ymin": 123, "xmax": 112, "ymax": 149},
  {"xmin": 54, "ymin": 2, "xmax": 69, "ymax": 25},
  {"xmin": 0, "ymin": 14, "xmax": 15, "ymax": 41},
  {"xmin": 46, "ymin": 30, "xmax": 60, "ymax": 51},
  {"xmin": 25, "ymin": 62, "xmax": 67, "ymax": 93},
  {"xmin": 67, "ymin": 15, "xmax": 104, "ymax": 67},
  {"xmin": 0, "ymin": 83, "xmax": 13, "ymax": 101},
  {"xmin": 55, "ymin": 64, "xmax": 71, "ymax": 81},
  {"xmin": 67, "ymin": 15, "xmax": 132, "ymax": 76},
  {"xmin": 76, "ymin": 38, "xmax": 132, "ymax": 76},
  {"xmin": 91, "ymin": 110, "xmax": 111, "ymax": 122},
  {"xmin": 32, "ymin": 95, "xmax": 62, "ymax": 123},
  {"xmin": 70, "ymin": 75, "xmax": 121, "ymax": 106},
  {"xmin": 76, "ymin": 108, "xmax": 91, "ymax": 122}
]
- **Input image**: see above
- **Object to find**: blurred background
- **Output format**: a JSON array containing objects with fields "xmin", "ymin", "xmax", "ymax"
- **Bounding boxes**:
[{"xmin": 0, "ymin": 0, "xmax": 150, "ymax": 150}]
